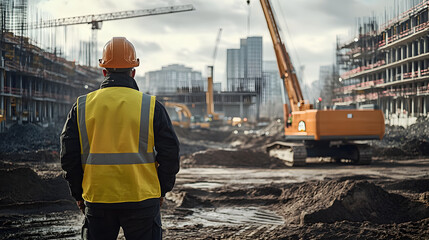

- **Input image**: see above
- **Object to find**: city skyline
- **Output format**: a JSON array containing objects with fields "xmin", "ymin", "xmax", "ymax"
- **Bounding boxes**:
[{"xmin": 30, "ymin": 0, "xmax": 392, "ymax": 88}]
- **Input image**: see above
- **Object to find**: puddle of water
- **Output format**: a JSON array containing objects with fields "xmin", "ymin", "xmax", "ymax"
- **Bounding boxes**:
[
  {"xmin": 182, "ymin": 182, "xmax": 224, "ymax": 189},
  {"xmin": 0, "ymin": 211, "xmax": 82, "ymax": 239},
  {"xmin": 176, "ymin": 207, "xmax": 284, "ymax": 227}
]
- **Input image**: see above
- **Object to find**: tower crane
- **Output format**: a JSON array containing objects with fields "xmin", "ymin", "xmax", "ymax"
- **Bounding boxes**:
[
  {"xmin": 27, "ymin": 4, "xmax": 195, "ymax": 66},
  {"xmin": 206, "ymin": 28, "xmax": 222, "ymax": 121}
]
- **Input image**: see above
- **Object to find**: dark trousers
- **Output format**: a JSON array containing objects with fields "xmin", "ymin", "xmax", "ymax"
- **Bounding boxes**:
[{"xmin": 81, "ymin": 204, "xmax": 162, "ymax": 240}]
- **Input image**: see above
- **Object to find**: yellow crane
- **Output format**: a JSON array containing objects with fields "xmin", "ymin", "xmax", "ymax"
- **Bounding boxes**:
[{"xmin": 206, "ymin": 28, "xmax": 223, "ymax": 121}]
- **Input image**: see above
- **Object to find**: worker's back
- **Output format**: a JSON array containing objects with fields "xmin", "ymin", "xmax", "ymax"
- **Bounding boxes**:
[{"xmin": 77, "ymin": 87, "xmax": 161, "ymax": 203}]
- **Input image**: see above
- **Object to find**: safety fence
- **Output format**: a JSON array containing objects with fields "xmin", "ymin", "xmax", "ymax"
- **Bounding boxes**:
[
  {"xmin": 403, "ymin": 68, "xmax": 429, "ymax": 79},
  {"xmin": 332, "ymin": 83, "xmax": 429, "ymax": 103},
  {"xmin": 340, "ymin": 60, "xmax": 386, "ymax": 79},
  {"xmin": 1, "ymin": 87, "xmax": 71, "ymax": 101},
  {"xmin": 378, "ymin": 21, "xmax": 429, "ymax": 47},
  {"xmin": 346, "ymin": 46, "xmax": 377, "ymax": 56},
  {"xmin": 334, "ymin": 79, "xmax": 384, "ymax": 94}
]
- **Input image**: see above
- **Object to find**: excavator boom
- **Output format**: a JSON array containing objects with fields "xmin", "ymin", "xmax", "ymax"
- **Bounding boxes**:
[{"xmin": 259, "ymin": 0, "xmax": 306, "ymax": 112}]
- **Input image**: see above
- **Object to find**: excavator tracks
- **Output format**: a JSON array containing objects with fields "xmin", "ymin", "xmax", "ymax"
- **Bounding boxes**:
[
  {"xmin": 266, "ymin": 141, "xmax": 373, "ymax": 167},
  {"xmin": 354, "ymin": 144, "xmax": 372, "ymax": 165},
  {"xmin": 266, "ymin": 142, "xmax": 306, "ymax": 167}
]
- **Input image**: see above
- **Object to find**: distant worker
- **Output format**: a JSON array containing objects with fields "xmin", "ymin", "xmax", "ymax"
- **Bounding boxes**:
[
  {"xmin": 287, "ymin": 113, "xmax": 292, "ymax": 127},
  {"xmin": 60, "ymin": 37, "xmax": 180, "ymax": 240}
]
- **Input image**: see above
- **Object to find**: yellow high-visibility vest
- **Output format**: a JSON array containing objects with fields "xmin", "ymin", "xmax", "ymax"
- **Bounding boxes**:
[{"xmin": 76, "ymin": 87, "xmax": 160, "ymax": 203}]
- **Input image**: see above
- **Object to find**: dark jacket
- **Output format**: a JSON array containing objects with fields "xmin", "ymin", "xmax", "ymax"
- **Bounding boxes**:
[{"xmin": 60, "ymin": 73, "xmax": 180, "ymax": 207}]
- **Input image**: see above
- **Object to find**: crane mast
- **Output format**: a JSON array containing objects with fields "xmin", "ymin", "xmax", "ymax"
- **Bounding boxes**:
[
  {"xmin": 259, "ymin": 0, "xmax": 310, "ymax": 112},
  {"xmin": 206, "ymin": 28, "xmax": 223, "ymax": 121}
]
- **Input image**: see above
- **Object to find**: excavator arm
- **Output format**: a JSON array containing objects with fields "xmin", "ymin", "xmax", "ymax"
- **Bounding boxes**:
[{"xmin": 259, "ymin": 0, "xmax": 310, "ymax": 112}]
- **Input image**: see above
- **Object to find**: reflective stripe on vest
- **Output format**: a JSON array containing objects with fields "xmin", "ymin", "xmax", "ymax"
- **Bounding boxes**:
[{"xmin": 76, "ymin": 87, "xmax": 160, "ymax": 203}]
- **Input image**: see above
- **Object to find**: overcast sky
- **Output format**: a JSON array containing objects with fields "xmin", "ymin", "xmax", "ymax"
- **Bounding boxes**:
[{"xmin": 30, "ymin": 0, "xmax": 393, "ymax": 88}]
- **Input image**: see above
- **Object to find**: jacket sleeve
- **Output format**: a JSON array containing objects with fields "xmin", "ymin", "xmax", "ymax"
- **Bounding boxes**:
[
  {"xmin": 153, "ymin": 100, "xmax": 180, "ymax": 197},
  {"xmin": 60, "ymin": 102, "xmax": 84, "ymax": 201}
]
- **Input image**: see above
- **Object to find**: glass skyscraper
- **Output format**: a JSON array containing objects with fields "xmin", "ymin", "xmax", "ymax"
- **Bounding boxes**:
[{"xmin": 227, "ymin": 37, "xmax": 263, "ymax": 93}]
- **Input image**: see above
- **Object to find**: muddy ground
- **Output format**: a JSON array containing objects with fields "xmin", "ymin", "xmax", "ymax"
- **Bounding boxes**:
[{"xmin": 0, "ymin": 122, "xmax": 429, "ymax": 239}]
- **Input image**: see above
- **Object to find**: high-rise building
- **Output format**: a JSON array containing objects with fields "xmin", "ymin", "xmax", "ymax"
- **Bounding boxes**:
[
  {"xmin": 318, "ymin": 65, "xmax": 333, "ymax": 91},
  {"xmin": 143, "ymin": 64, "xmax": 204, "ymax": 95},
  {"xmin": 261, "ymin": 60, "xmax": 284, "ymax": 119},
  {"xmin": 226, "ymin": 37, "xmax": 263, "ymax": 120},
  {"xmin": 226, "ymin": 36, "xmax": 263, "ymax": 93},
  {"xmin": 262, "ymin": 60, "xmax": 282, "ymax": 104}
]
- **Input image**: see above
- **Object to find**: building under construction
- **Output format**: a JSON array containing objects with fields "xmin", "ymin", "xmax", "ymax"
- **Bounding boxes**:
[
  {"xmin": 0, "ymin": 0, "xmax": 101, "ymax": 132},
  {"xmin": 335, "ymin": 0, "xmax": 429, "ymax": 126}
]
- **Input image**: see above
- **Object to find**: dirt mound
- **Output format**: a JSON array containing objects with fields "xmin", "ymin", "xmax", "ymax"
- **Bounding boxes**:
[
  {"xmin": 174, "ymin": 127, "xmax": 232, "ymax": 142},
  {"xmin": 383, "ymin": 179, "xmax": 429, "ymax": 193},
  {"xmin": 181, "ymin": 149, "xmax": 285, "ymax": 168},
  {"xmin": 254, "ymin": 217, "xmax": 429, "ymax": 240},
  {"xmin": 0, "ymin": 123, "xmax": 61, "ymax": 155},
  {"xmin": 0, "ymin": 165, "xmax": 73, "ymax": 209},
  {"xmin": 224, "ymin": 121, "xmax": 284, "ymax": 149},
  {"xmin": 279, "ymin": 180, "xmax": 429, "ymax": 224},
  {"xmin": 257, "ymin": 120, "xmax": 284, "ymax": 138},
  {"xmin": 373, "ymin": 119, "xmax": 429, "ymax": 157}
]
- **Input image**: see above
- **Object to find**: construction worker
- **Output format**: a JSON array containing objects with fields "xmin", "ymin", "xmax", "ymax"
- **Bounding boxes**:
[{"xmin": 60, "ymin": 37, "xmax": 180, "ymax": 240}]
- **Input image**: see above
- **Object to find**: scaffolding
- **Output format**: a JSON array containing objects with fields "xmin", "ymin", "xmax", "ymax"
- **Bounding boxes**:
[
  {"xmin": 334, "ymin": 0, "xmax": 429, "ymax": 126},
  {"xmin": 0, "ymin": 0, "xmax": 101, "ymax": 132}
]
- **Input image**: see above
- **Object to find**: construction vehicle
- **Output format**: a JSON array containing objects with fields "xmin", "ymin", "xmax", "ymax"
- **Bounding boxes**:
[
  {"xmin": 163, "ymin": 102, "xmax": 209, "ymax": 129},
  {"xmin": 259, "ymin": 0, "xmax": 385, "ymax": 166},
  {"xmin": 206, "ymin": 28, "xmax": 225, "ymax": 123}
]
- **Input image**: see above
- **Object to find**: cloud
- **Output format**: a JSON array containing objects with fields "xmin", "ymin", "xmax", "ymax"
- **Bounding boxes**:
[
  {"xmin": 33, "ymin": 0, "xmax": 389, "ymax": 86},
  {"xmin": 132, "ymin": 41, "xmax": 162, "ymax": 55}
]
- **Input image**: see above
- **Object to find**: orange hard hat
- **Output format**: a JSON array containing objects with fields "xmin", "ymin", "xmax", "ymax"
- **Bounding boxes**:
[{"xmin": 99, "ymin": 37, "xmax": 140, "ymax": 69}]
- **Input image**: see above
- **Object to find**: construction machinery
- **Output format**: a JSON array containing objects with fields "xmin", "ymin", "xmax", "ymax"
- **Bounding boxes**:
[
  {"xmin": 164, "ymin": 102, "xmax": 209, "ymax": 129},
  {"xmin": 164, "ymin": 102, "xmax": 192, "ymax": 128},
  {"xmin": 259, "ymin": 0, "xmax": 385, "ymax": 166},
  {"xmin": 206, "ymin": 28, "xmax": 223, "ymax": 121}
]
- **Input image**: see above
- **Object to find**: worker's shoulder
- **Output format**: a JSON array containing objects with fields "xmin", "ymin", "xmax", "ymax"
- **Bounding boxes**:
[{"xmin": 154, "ymin": 98, "xmax": 166, "ymax": 110}]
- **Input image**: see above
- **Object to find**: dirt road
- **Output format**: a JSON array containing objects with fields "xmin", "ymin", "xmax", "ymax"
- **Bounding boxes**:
[
  {"xmin": 1, "ymin": 124, "xmax": 429, "ymax": 239},
  {"xmin": 1, "ymin": 157, "xmax": 428, "ymax": 239}
]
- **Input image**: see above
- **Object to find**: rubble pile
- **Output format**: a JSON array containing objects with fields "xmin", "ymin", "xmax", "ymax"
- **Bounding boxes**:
[
  {"xmin": 0, "ymin": 123, "xmax": 61, "ymax": 154},
  {"xmin": 182, "ymin": 149, "xmax": 285, "ymax": 169},
  {"xmin": 373, "ymin": 118, "xmax": 429, "ymax": 157},
  {"xmin": 170, "ymin": 179, "xmax": 429, "ymax": 225},
  {"xmin": 174, "ymin": 127, "xmax": 232, "ymax": 142},
  {"xmin": 224, "ymin": 121, "xmax": 284, "ymax": 149},
  {"xmin": 0, "ymin": 162, "xmax": 74, "ymax": 212},
  {"xmin": 283, "ymin": 180, "xmax": 429, "ymax": 224}
]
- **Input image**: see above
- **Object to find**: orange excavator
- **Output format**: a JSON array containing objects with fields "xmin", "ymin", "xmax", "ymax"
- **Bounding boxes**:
[{"xmin": 259, "ymin": 0, "xmax": 385, "ymax": 166}]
